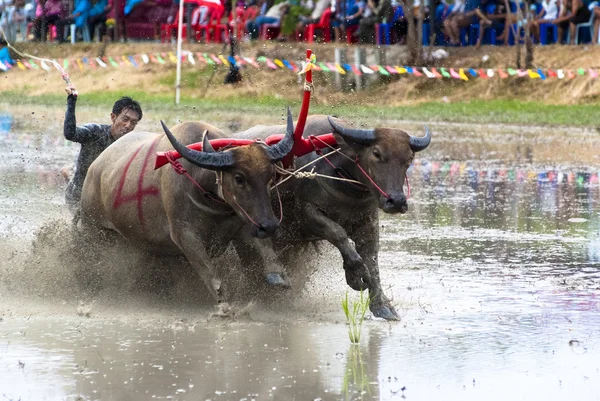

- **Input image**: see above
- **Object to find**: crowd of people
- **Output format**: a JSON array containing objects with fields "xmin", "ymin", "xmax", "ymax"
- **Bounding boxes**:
[{"xmin": 0, "ymin": 0, "xmax": 599, "ymax": 45}]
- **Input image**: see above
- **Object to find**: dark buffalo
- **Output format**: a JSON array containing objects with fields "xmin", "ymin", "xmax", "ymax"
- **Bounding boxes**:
[{"xmin": 231, "ymin": 115, "xmax": 431, "ymax": 320}]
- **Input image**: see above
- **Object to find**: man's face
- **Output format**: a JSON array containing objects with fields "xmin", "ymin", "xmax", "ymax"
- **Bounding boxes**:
[{"xmin": 110, "ymin": 108, "xmax": 140, "ymax": 139}]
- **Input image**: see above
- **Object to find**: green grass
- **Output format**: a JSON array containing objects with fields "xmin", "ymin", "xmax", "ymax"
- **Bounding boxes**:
[
  {"xmin": 2, "ymin": 90, "xmax": 600, "ymax": 127},
  {"xmin": 341, "ymin": 290, "xmax": 370, "ymax": 345}
]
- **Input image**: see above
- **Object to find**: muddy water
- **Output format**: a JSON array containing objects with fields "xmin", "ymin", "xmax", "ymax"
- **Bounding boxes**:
[{"xmin": 1, "ymin": 105, "xmax": 600, "ymax": 400}]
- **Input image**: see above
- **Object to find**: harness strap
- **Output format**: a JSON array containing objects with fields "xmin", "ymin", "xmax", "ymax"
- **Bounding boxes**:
[
  {"xmin": 165, "ymin": 153, "xmax": 227, "ymax": 205},
  {"xmin": 308, "ymin": 136, "xmax": 410, "ymax": 199},
  {"xmin": 166, "ymin": 153, "xmax": 283, "ymax": 228}
]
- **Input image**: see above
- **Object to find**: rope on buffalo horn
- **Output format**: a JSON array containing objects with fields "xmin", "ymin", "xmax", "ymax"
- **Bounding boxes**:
[{"xmin": 273, "ymin": 161, "xmax": 363, "ymax": 188}]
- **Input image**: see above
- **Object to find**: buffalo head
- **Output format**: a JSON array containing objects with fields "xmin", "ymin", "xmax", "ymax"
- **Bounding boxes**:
[
  {"xmin": 161, "ymin": 108, "xmax": 295, "ymax": 238},
  {"xmin": 327, "ymin": 116, "xmax": 431, "ymax": 214}
]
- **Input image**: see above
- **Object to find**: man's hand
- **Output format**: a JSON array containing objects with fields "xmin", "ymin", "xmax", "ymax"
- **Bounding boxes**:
[{"xmin": 65, "ymin": 84, "xmax": 78, "ymax": 96}]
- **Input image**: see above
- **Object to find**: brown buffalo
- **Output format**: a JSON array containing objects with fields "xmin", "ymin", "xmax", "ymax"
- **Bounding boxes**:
[
  {"xmin": 79, "ymin": 109, "xmax": 296, "ymax": 304},
  {"xmin": 230, "ymin": 115, "xmax": 432, "ymax": 320}
]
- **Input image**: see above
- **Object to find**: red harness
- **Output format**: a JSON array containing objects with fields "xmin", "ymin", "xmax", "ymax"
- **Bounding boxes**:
[{"xmin": 165, "ymin": 152, "xmax": 283, "ymax": 228}]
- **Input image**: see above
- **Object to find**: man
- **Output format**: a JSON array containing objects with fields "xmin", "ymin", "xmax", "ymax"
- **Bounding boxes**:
[
  {"xmin": 63, "ymin": 84, "xmax": 143, "ymax": 218},
  {"xmin": 356, "ymin": 0, "xmax": 393, "ymax": 43},
  {"xmin": 296, "ymin": 0, "xmax": 333, "ymax": 35},
  {"xmin": 246, "ymin": 0, "xmax": 290, "ymax": 40}
]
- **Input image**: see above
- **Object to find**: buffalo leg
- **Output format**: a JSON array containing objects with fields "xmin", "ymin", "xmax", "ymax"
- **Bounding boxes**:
[
  {"xmin": 233, "ymin": 234, "xmax": 290, "ymax": 288},
  {"xmin": 351, "ymin": 217, "xmax": 399, "ymax": 321},
  {"xmin": 302, "ymin": 204, "xmax": 370, "ymax": 291},
  {"xmin": 169, "ymin": 225, "xmax": 227, "ymax": 303}
]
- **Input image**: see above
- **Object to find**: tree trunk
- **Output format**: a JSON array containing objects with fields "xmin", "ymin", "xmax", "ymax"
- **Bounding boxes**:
[{"xmin": 402, "ymin": 0, "xmax": 420, "ymax": 65}]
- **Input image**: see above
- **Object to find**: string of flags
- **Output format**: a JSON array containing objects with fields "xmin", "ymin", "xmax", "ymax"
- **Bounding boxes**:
[{"xmin": 0, "ymin": 49, "xmax": 597, "ymax": 81}]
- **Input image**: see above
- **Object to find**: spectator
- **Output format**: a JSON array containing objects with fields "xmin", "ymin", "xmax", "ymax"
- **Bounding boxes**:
[
  {"xmin": 0, "ymin": 38, "xmax": 14, "ymax": 69},
  {"xmin": 593, "ymin": 1, "xmax": 600, "ymax": 42},
  {"xmin": 0, "ymin": 0, "xmax": 28, "ymax": 42},
  {"xmin": 246, "ymin": 0, "xmax": 289, "ymax": 40},
  {"xmin": 296, "ymin": 0, "xmax": 333, "ymax": 35},
  {"xmin": 55, "ymin": 0, "xmax": 91, "ymax": 42},
  {"xmin": 32, "ymin": 0, "xmax": 63, "ymax": 41},
  {"xmin": 332, "ymin": 0, "xmax": 364, "ymax": 41},
  {"xmin": 565, "ymin": 0, "xmax": 592, "ymax": 43},
  {"xmin": 495, "ymin": 0, "xmax": 538, "ymax": 44},
  {"xmin": 443, "ymin": 0, "xmax": 492, "ymax": 45},
  {"xmin": 356, "ymin": 0, "xmax": 393, "ymax": 43},
  {"xmin": 88, "ymin": 0, "xmax": 110, "ymax": 41},
  {"xmin": 106, "ymin": 0, "xmax": 126, "ymax": 41},
  {"xmin": 530, "ymin": 0, "xmax": 559, "ymax": 42}
]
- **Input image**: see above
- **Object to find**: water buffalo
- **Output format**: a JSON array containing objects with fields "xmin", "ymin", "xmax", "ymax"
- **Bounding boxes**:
[
  {"xmin": 231, "ymin": 115, "xmax": 431, "ymax": 320},
  {"xmin": 79, "ymin": 109, "xmax": 296, "ymax": 305}
]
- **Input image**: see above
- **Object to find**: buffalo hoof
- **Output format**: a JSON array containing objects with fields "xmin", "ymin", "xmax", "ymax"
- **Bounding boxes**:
[
  {"xmin": 265, "ymin": 272, "xmax": 291, "ymax": 289},
  {"xmin": 371, "ymin": 304, "xmax": 400, "ymax": 321},
  {"xmin": 344, "ymin": 268, "xmax": 370, "ymax": 291}
]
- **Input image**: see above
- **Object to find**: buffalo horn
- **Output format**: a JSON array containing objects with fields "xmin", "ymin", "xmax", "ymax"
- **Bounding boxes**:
[
  {"xmin": 327, "ymin": 116, "xmax": 376, "ymax": 145},
  {"xmin": 160, "ymin": 121, "xmax": 234, "ymax": 170},
  {"xmin": 202, "ymin": 130, "xmax": 215, "ymax": 153},
  {"xmin": 266, "ymin": 107, "xmax": 295, "ymax": 162},
  {"xmin": 409, "ymin": 126, "xmax": 432, "ymax": 152}
]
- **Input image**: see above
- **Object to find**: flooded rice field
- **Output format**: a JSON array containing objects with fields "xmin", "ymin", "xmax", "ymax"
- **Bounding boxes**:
[{"xmin": 0, "ymin": 104, "xmax": 599, "ymax": 400}]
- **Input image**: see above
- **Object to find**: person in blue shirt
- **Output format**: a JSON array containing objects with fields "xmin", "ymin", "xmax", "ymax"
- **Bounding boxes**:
[
  {"xmin": 0, "ymin": 38, "xmax": 15, "ymax": 71},
  {"xmin": 332, "ymin": 0, "xmax": 364, "ymax": 41},
  {"xmin": 55, "ymin": 0, "xmax": 92, "ymax": 42},
  {"xmin": 87, "ymin": 0, "xmax": 110, "ymax": 40}
]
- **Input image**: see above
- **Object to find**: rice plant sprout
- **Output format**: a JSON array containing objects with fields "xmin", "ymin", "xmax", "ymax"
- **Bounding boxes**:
[{"xmin": 341, "ymin": 289, "xmax": 370, "ymax": 344}]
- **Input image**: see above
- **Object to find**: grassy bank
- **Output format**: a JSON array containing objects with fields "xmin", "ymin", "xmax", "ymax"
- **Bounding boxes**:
[
  {"xmin": 3, "ymin": 43, "xmax": 600, "ymax": 127},
  {"xmin": 3, "ymin": 90, "xmax": 600, "ymax": 127}
]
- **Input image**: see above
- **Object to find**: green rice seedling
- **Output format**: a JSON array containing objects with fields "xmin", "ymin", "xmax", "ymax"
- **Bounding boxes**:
[{"xmin": 341, "ymin": 290, "xmax": 370, "ymax": 344}]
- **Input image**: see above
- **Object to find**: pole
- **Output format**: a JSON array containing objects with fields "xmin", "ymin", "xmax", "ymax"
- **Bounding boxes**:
[{"xmin": 175, "ymin": 0, "xmax": 185, "ymax": 104}]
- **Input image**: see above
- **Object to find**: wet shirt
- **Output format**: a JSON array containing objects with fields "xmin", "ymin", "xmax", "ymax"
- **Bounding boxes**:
[{"xmin": 64, "ymin": 95, "xmax": 115, "ymax": 204}]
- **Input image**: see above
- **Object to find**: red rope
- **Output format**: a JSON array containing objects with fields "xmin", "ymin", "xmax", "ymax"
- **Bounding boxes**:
[
  {"xmin": 166, "ymin": 153, "xmax": 284, "ymax": 228},
  {"xmin": 165, "ymin": 152, "xmax": 226, "ymax": 204},
  {"xmin": 308, "ymin": 135, "xmax": 411, "ymax": 199}
]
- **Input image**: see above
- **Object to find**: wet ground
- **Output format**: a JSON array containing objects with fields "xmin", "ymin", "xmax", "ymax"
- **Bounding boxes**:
[{"xmin": 0, "ymin": 104, "xmax": 599, "ymax": 400}]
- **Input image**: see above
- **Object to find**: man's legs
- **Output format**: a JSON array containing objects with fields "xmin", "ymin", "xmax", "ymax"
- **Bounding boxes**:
[
  {"xmin": 55, "ymin": 17, "xmax": 76, "ymax": 42},
  {"xmin": 255, "ymin": 16, "xmax": 279, "ymax": 39}
]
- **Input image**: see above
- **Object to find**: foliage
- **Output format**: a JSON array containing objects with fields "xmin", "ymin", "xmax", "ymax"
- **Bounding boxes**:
[
  {"xmin": 341, "ymin": 290, "xmax": 370, "ymax": 344},
  {"xmin": 4, "ymin": 90, "xmax": 600, "ymax": 127},
  {"xmin": 281, "ymin": 4, "xmax": 311, "ymax": 35}
]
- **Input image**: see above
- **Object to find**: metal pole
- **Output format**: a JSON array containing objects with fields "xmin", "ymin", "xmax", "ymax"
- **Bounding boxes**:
[
  {"xmin": 175, "ymin": 0, "xmax": 185, "ymax": 105},
  {"xmin": 354, "ymin": 47, "xmax": 365, "ymax": 91}
]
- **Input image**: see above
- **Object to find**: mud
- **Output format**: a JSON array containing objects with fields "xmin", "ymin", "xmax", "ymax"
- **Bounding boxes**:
[{"xmin": 0, "ymin": 104, "xmax": 599, "ymax": 400}]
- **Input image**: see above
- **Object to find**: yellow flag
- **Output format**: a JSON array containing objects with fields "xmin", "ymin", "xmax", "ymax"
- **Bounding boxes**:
[
  {"xmin": 218, "ymin": 55, "xmax": 229, "ymax": 66},
  {"xmin": 458, "ymin": 68, "xmax": 469, "ymax": 81},
  {"xmin": 274, "ymin": 59, "xmax": 285, "ymax": 68},
  {"xmin": 77, "ymin": 59, "xmax": 84, "ymax": 71},
  {"xmin": 168, "ymin": 52, "xmax": 178, "ymax": 63},
  {"xmin": 121, "ymin": 55, "xmax": 131, "ymax": 66},
  {"xmin": 527, "ymin": 69, "xmax": 541, "ymax": 79},
  {"xmin": 335, "ymin": 63, "xmax": 346, "ymax": 74},
  {"xmin": 298, "ymin": 53, "xmax": 317, "ymax": 75},
  {"xmin": 395, "ymin": 66, "xmax": 407, "ymax": 74},
  {"xmin": 17, "ymin": 61, "xmax": 26, "ymax": 70}
]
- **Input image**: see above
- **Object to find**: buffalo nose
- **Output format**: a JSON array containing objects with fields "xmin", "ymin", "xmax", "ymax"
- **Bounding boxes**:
[
  {"xmin": 383, "ymin": 193, "xmax": 408, "ymax": 213},
  {"xmin": 256, "ymin": 220, "xmax": 279, "ymax": 238}
]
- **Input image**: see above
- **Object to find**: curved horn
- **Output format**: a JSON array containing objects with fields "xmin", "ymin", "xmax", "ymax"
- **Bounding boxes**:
[
  {"xmin": 202, "ymin": 130, "xmax": 215, "ymax": 153},
  {"xmin": 160, "ymin": 121, "xmax": 234, "ymax": 170},
  {"xmin": 409, "ymin": 126, "xmax": 432, "ymax": 152},
  {"xmin": 266, "ymin": 107, "xmax": 295, "ymax": 162},
  {"xmin": 327, "ymin": 115, "xmax": 376, "ymax": 145}
]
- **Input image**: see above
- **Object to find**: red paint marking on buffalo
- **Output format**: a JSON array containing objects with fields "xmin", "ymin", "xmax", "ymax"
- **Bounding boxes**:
[{"xmin": 113, "ymin": 137, "xmax": 161, "ymax": 228}]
